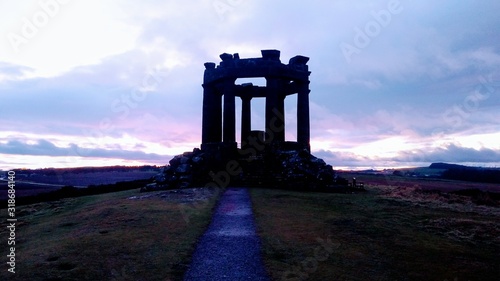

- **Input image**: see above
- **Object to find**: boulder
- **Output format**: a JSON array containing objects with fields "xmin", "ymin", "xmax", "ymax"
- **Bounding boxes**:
[
  {"xmin": 176, "ymin": 164, "xmax": 191, "ymax": 174},
  {"xmin": 180, "ymin": 156, "xmax": 190, "ymax": 164},
  {"xmin": 169, "ymin": 155, "xmax": 182, "ymax": 167}
]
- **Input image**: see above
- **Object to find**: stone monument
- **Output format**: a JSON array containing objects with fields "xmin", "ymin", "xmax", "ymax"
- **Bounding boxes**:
[
  {"xmin": 201, "ymin": 49, "xmax": 311, "ymax": 153},
  {"xmin": 142, "ymin": 50, "xmax": 348, "ymax": 192}
]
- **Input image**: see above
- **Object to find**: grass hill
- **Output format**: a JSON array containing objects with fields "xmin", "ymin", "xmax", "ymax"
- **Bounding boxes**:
[
  {"xmin": 1, "ymin": 173, "xmax": 499, "ymax": 280},
  {"xmin": 0, "ymin": 188, "xmax": 220, "ymax": 281}
]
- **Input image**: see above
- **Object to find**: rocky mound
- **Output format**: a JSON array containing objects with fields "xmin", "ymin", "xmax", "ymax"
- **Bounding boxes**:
[{"xmin": 141, "ymin": 147, "xmax": 351, "ymax": 192}]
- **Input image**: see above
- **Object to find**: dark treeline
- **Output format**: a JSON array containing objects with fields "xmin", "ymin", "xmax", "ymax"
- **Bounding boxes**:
[
  {"xmin": 10, "ymin": 165, "xmax": 160, "ymax": 175},
  {"xmin": 429, "ymin": 162, "xmax": 469, "ymax": 170},
  {"xmin": 441, "ymin": 168, "xmax": 500, "ymax": 184},
  {"xmin": 429, "ymin": 163, "xmax": 500, "ymax": 184},
  {"xmin": 2, "ymin": 179, "xmax": 152, "ymax": 208}
]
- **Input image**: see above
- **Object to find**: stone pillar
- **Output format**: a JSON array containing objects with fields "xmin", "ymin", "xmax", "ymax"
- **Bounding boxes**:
[
  {"xmin": 241, "ymin": 95, "xmax": 252, "ymax": 147},
  {"xmin": 202, "ymin": 84, "xmax": 222, "ymax": 144},
  {"xmin": 297, "ymin": 80, "xmax": 311, "ymax": 151},
  {"xmin": 201, "ymin": 84, "xmax": 212, "ymax": 144},
  {"xmin": 201, "ymin": 62, "xmax": 222, "ymax": 149},
  {"xmin": 276, "ymin": 94, "xmax": 285, "ymax": 142},
  {"xmin": 265, "ymin": 77, "xmax": 285, "ymax": 144},
  {"xmin": 213, "ymin": 91, "xmax": 223, "ymax": 143},
  {"xmin": 222, "ymin": 79, "xmax": 236, "ymax": 144}
]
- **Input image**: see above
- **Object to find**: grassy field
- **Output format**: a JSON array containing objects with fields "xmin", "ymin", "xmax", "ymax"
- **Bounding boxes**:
[
  {"xmin": 339, "ymin": 172, "xmax": 500, "ymax": 193},
  {"xmin": 250, "ymin": 186, "xmax": 499, "ymax": 281},
  {"xmin": 0, "ymin": 188, "xmax": 220, "ymax": 281},
  {"xmin": 2, "ymin": 173, "xmax": 498, "ymax": 280}
]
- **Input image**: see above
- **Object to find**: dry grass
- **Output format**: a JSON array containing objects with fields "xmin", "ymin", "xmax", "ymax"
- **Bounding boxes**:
[
  {"xmin": 0, "ymin": 188, "xmax": 220, "ymax": 281},
  {"xmin": 250, "ymin": 187, "xmax": 500, "ymax": 281}
]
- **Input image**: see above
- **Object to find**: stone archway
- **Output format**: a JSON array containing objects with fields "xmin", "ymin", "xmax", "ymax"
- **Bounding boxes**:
[{"xmin": 201, "ymin": 50, "xmax": 311, "ymax": 153}]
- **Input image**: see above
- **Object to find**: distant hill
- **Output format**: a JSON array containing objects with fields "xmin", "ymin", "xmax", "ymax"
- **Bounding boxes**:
[
  {"xmin": 429, "ymin": 162, "xmax": 472, "ymax": 170},
  {"xmin": 429, "ymin": 163, "xmax": 500, "ymax": 184},
  {"xmin": 0, "ymin": 165, "xmax": 160, "ymax": 201}
]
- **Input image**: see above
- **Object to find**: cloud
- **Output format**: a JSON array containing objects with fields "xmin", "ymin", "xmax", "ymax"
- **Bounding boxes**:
[
  {"xmin": 0, "ymin": 62, "xmax": 33, "ymax": 82},
  {"xmin": 0, "ymin": 139, "xmax": 167, "ymax": 161},
  {"xmin": 395, "ymin": 144, "xmax": 500, "ymax": 164},
  {"xmin": 314, "ymin": 149, "xmax": 371, "ymax": 166},
  {"xmin": 0, "ymin": 1, "xmax": 499, "ymax": 169},
  {"xmin": 315, "ymin": 143, "xmax": 500, "ymax": 170}
]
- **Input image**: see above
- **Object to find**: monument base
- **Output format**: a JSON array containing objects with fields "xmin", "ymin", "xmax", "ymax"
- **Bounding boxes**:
[{"xmin": 141, "ymin": 143, "xmax": 350, "ymax": 192}]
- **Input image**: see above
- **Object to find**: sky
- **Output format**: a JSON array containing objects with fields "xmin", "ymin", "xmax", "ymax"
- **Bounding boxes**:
[{"xmin": 0, "ymin": 0, "xmax": 499, "ymax": 170}]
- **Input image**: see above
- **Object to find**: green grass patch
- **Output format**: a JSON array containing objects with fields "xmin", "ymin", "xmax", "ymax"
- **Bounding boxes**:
[
  {"xmin": 1, "ymin": 189, "xmax": 220, "ymax": 281},
  {"xmin": 250, "ymin": 188, "xmax": 499, "ymax": 281}
]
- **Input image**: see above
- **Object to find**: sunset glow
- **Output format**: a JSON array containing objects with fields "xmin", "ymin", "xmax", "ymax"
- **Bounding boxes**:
[{"xmin": 1, "ymin": 1, "xmax": 499, "ymax": 170}]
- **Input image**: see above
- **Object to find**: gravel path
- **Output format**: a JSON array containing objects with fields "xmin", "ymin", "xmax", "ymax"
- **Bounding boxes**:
[{"xmin": 184, "ymin": 188, "xmax": 270, "ymax": 281}]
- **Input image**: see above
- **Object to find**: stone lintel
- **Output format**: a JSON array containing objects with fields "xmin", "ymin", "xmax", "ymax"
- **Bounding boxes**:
[
  {"xmin": 204, "ymin": 65, "xmax": 309, "ymax": 85},
  {"xmin": 234, "ymin": 85, "xmax": 268, "ymax": 98}
]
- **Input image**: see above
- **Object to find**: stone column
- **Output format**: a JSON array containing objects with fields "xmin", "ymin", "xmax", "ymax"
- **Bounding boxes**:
[
  {"xmin": 276, "ymin": 94, "xmax": 285, "ymax": 142},
  {"xmin": 202, "ymin": 84, "xmax": 222, "ymax": 144},
  {"xmin": 201, "ymin": 84, "xmax": 211, "ymax": 144},
  {"xmin": 241, "ymin": 95, "xmax": 252, "ymax": 147},
  {"xmin": 297, "ymin": 80, "xmax": 311, "ymax": 151},
  {"xmin": 201, "ymin": 62, "xmax": 222, "ymax": 148},
  {"xmin": 222, "ymin": 79, "xmax": 236, "ymax": 144},
  {"xmin": 212, "ymin": 91, "xmax": 223, "ymax": 143},
  {"xmin": 265, "ymin": 77, "xmax": 285, "ymax": 143}
]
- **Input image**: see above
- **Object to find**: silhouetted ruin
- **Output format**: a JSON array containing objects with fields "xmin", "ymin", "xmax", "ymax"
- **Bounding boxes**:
[
  {"xmin": 142, "ymin": 50, "xmax": 348, "ymax": 192},
  {"xmin": 201, "ymin": 49, "xmax": 311, "ymax": 153}
]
